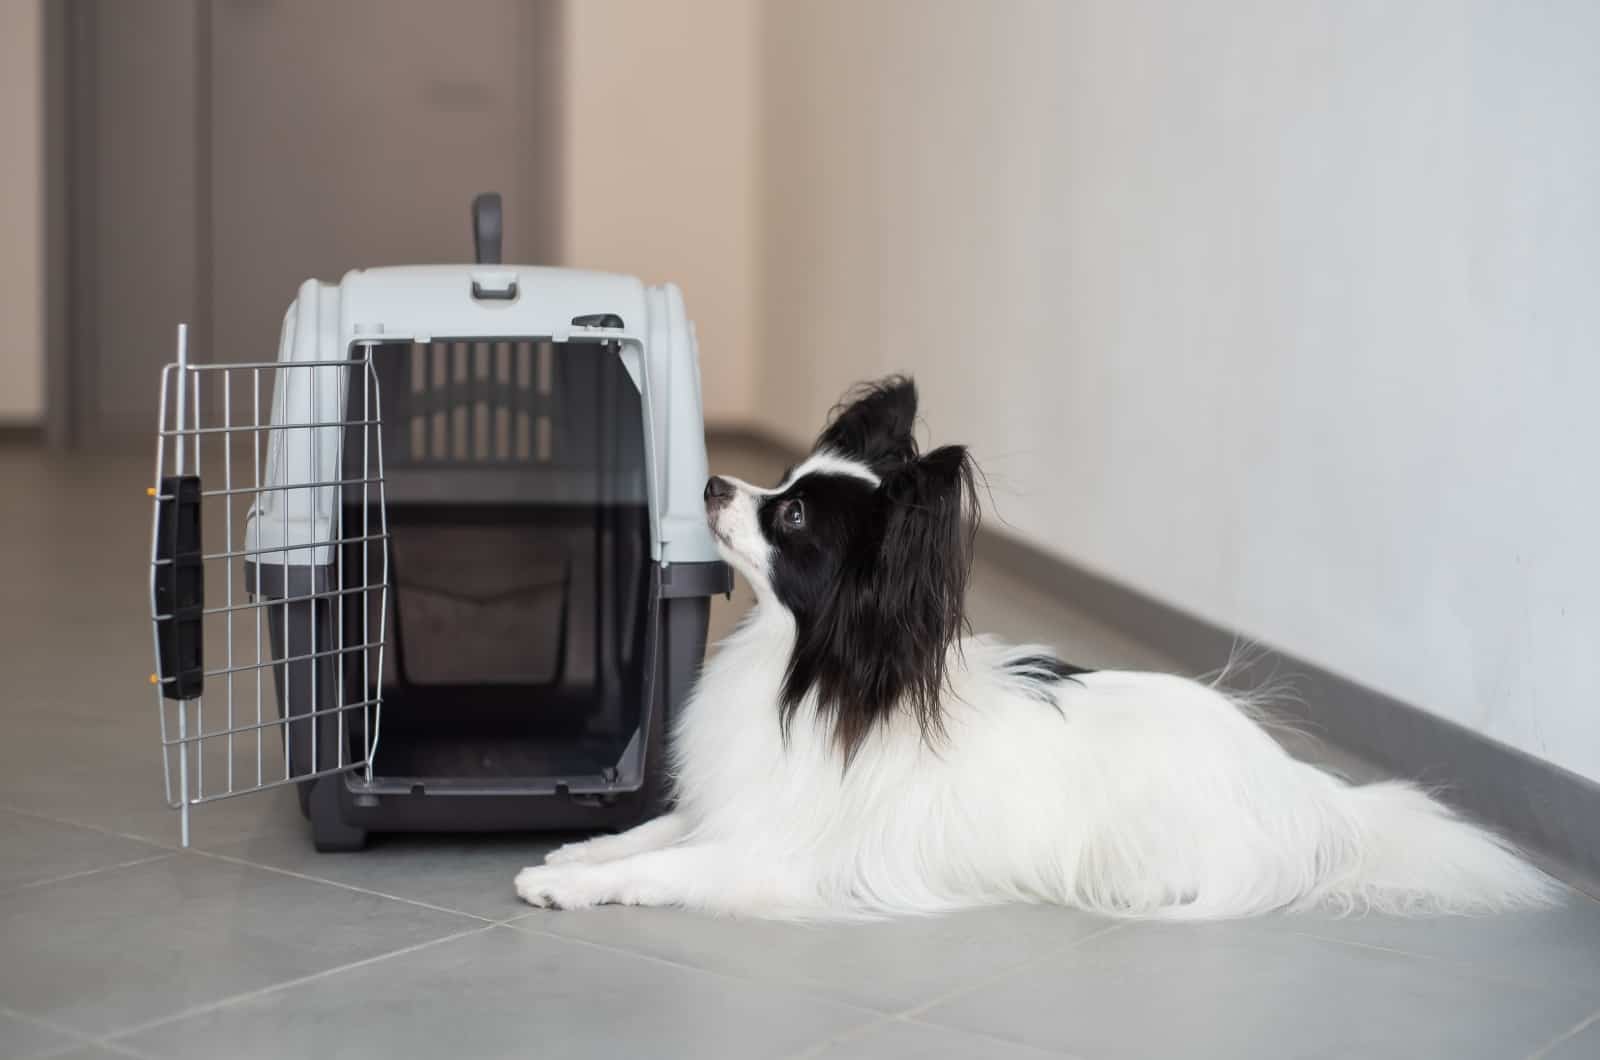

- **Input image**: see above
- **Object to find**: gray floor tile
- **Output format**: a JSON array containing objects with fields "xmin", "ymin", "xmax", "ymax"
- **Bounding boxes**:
[
  {"xmin": 1542, "ymin": 1012, "xmax": 1600, "ymax": 1060},
  {"xmin": 0, "ymin": 853, "xmax": 478, "ymax": 1037},
  {"xmin": 7, "ymin": 442, "xmax": 1600, "ymax": 1060},
  {"xmin": 118, "ymin": 925, "xmax": 875, "ymax": 1060},
  {"xmin": 0, "ymin": 1009, "xmax": 82, "ymax": 1060},
  {"xmin": 0, "ymin": 768, "xmax": 306, "ymax": 852},
  {"xmin": 1276, "ymin": 892, "xmax": 1600, "ymax": 992},
  {"xmin": 807, "ymin": 1018, "xmax": 1069, "ymax": 1059},
  {"xmin": 21, "ymin": 1049, "xmax": 134, "ymax": 1060},
  {"xmin": 920, "ymin": 920, "xmax": 1600, "ymax": 1060},
  {"xmin": 207, "ymin": 830, "xmax": 561, "ymax": 920},
  {"xmin": 517, "ymin": 902, "xmax": 1113, "ymax": 1013},
  {"xmin": 0, "ymin": 704, "xmax": 307, "ymax": 852},
  {"xmin": 0, "ymin": 812, "xmax": 166, "ymax": 893}
]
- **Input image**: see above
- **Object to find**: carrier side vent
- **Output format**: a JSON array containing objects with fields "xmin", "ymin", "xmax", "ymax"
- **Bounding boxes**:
[{"xmin": 571, "ymin": 313, "xmax": 624, "ymax": 329}]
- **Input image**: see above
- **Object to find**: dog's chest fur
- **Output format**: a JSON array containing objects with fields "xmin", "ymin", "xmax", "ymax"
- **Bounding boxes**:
[
  {"xmin": 669, "ymin": 605, "xmax": 925, "ymax": 851},
  {"xmin": 671, "ymin": 607, "xmax": 810, "ymax": 828}
]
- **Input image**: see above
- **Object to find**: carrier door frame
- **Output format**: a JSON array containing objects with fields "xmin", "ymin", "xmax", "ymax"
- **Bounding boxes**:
[{"xmin": 149, "ymin": 328, "xmax": 390, "ymax": 846}]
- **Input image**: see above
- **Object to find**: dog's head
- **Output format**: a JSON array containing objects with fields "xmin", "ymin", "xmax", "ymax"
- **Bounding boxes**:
[{"xmin": 704, "ymin": 377, "xmax": 978, "ymax": 759}]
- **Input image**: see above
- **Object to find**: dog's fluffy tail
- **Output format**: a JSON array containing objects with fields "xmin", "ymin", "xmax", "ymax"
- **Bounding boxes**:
[
  {"xmin": 1298, "ymin": 779, "xmax": 1559, "ymax": 916},
  {"xmin": 1072, "ymin": 675, "xmax": 1561, "ymax": 920}
]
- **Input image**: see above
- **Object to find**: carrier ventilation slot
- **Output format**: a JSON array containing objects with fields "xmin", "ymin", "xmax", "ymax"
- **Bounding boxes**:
[{"xmin": 404, "ymin": 341, "xmax": 557, "ymax": 466}]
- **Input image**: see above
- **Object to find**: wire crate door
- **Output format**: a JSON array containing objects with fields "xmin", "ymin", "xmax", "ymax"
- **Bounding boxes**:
[{"xmin": 149, "ymin": 330, "xmax": 390, "ymax": 846}]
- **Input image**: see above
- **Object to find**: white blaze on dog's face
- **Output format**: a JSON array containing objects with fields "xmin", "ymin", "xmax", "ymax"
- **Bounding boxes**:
[
  {"xmin": 701, "ymin": 375, "xmax": 922, "ymax": 595},
  {"xmin": 701, "ymin": 452, "xmax": 880, "ymax": 599},
  {"xmin": 702, "ymin": 377, "xmax": 981, "ymax": 760},
  {"xmin": 702, "ymin": 472, "xmax": 776, "ymax": 589}
]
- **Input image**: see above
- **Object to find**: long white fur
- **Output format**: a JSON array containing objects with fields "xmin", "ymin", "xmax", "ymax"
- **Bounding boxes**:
[{"xmin": 515, "ymin": 466, "xmax": 1558, "ymax": 920}]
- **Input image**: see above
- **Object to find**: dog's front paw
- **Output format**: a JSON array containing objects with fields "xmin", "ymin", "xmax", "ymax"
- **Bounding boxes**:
[
  {"xmin": 542, "ymin": 840, "xmax": 600, "ymax": 867},
  {"xmin": 514, "ymin": 865, "xmax": 610, "ymax": 911}
]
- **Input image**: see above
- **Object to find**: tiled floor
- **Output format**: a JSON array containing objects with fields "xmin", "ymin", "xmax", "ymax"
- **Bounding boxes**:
[{"xmin": 2, "ymin": 440, "xmax": 1598, "ymax": 1060}]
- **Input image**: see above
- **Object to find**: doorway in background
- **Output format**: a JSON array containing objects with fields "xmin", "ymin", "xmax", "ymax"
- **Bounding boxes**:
[{"xmin": 54, "ymin": 0, "xmax": 563, "ymax": 445}]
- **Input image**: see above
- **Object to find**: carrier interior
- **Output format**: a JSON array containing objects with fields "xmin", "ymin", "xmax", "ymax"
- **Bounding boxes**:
[{"xmin": 341, "ymin": 338, "xmax": 653, "ymax": 788}]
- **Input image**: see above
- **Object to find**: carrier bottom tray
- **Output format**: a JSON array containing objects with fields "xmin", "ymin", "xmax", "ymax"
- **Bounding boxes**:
[
  {"xmin": 360, "ymin": 684, "xmax": 635, "ymax": 782},
  {"xmin": 369, "ymin": 736, "xmax": 621, "ymax": 782}
]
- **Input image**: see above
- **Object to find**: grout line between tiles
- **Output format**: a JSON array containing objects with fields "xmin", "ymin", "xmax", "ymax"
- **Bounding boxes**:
[
  {"xmin": 779, "ymin": 921, "xmax": 1126, "ymax": 1060},
  {"xmin": 1279, "ymin": 922, "xmax": 1600, "ymax": 997},
  {"xmin": 495, "ymin": 908, "xmax": 544, "ymax": 926},
  {"xmin": 43, "ymin": 1037, "xmax": 154, "ymax": 1060},
  {"xmin": 0, "ymin": 801, "xmax": 508, "ymax": 926},
  {"xmin": 2, "ymin": 1004, "xmax": 99, "ymax": 1060},
  {"xmin": 896, "ymin": 921, "xmax": 1126, "ymax": 1022},
  {"xmin": 1280, "ymin": 927, "xmax": 1473, "ymax": 962},
  {"xmin": 0, "ymin": 802, "xmax": 545, "ymax": 923},
  {"xmin": 97, "ymin": 924, "xmax": 497, "ymax": 1046},
  {"xmin": 0, "ymin": 798, "xmax": 313, "ymax": 857},
  {"xmin": 503, "ymin": 917, "xmax": 884, "ymax": 1018},
  {"xmin": 0, "ymin": 804, "xmax": 176, "ymax": 850},
  {"xmin": 187, "ymin": 847, "xmax": 497, "ymax": 923},
  {"xmin": 96, "ymin": 1043, "xmax": 152, "ymax": 1059},
  {"xmin": 1526, "ymin": 1004, "xmax": 1600, "ymax": 1060},
  {"xmin": 3, "ymin": 854, "xmax": 175, "ymax": 897},
  {"xmin": 873, "ymin": 1014, "xmax": 1090, "ymax": 1060},
  {"xmin": 779, "ymin": 1014, "xmax": 897, "ymax": 1060},
  {"xmin": 7, "ymin": 1005, "xmax": 157, "ymax": 1060}
]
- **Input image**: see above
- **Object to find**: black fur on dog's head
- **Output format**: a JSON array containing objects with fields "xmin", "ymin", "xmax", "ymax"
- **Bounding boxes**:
[{"xmin": 704, "ymin": 377, "xmax": 980, "ymax": 761}]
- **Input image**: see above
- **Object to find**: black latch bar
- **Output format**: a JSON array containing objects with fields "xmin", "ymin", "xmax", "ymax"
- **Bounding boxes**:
[{"xmin": 153, "ymin": 474, "xmax": 205, "ymax": 699}]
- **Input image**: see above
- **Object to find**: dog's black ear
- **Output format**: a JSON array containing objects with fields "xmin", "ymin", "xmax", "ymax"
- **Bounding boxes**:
[
  {"xmin": 870, "ymin": 444, "xmax": 980, "ymax": 737},
  {"xmin": 785, "ymin": 443, "xmax": 978, "ymax": 762},
  {"xmin": 814, "ymin": 376, "xmax": 920, "ymax": 471}
]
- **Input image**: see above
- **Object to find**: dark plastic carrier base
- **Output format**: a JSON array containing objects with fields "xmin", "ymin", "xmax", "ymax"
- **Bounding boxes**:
[
  {"xmin": 252, "ymin": 556, "xmax": 716, "ymax": 851},
  {"xmin": 245, "ymin": 326, "xmax": 727, "ymax": 851}
]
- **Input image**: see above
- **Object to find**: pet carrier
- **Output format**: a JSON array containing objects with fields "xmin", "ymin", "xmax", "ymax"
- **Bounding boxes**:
[{"xmin": 149, "ymin": 194, "xmax": 729, "ymax": 850}]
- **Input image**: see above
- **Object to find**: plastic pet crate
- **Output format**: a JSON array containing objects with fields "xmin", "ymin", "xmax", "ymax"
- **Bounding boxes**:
[{"xmin": 148, "ymin": 195, "xmax": 729, "ymax": 850}]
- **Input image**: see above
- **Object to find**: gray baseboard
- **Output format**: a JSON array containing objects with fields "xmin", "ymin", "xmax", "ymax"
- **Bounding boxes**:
[
  {"xmin": 978, "ymin": 527, "xmax": 1600, "ymax": 898},
  {"xmin": 705, "ymin": 426, "xmax": 1600, "ymax": 896}
]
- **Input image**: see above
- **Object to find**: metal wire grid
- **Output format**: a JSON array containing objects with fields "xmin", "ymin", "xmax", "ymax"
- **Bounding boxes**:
[{"xmin": 148, "ymin": 327, "xmax": 390, "ymax": 847}]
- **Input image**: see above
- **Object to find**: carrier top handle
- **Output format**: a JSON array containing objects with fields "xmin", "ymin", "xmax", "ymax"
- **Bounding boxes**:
[{"xmin": 472, "ymin": 192, "xmax": 503, "ymax": 265}]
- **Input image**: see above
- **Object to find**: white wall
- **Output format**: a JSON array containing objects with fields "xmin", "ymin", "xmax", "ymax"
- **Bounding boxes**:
[
  {"xmin": 561, "ymin": 0, "xmax": 761, "ymax": 426},
  {"xmin": 757, "ymin": 1, "xmax": 1600, "ymax": 780},
  {"xmin": 0, "ymin": 0, "xmax": 43, "ymax": 425}
]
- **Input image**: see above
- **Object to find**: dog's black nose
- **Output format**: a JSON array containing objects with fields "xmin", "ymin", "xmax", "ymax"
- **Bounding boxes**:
[{"xmin": 704, "ymin": 475, "xmax": 735, "ymax": 507}]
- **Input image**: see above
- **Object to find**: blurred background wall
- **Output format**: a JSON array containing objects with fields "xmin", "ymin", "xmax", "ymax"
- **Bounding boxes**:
[
  {"xmin": 754, "ymin": 0, "xmax": 1600, "ymax": 783},
  {"xmin": 2, "ymin": 0, "xmax": 1596, "ymax": 781},
  {"xmin": 562, "ymin": 0, "xmax": 760, "ymax": 424},
  {"xmin": 0, "ymin": 0, "xmax": 44, "ymax": 427}
]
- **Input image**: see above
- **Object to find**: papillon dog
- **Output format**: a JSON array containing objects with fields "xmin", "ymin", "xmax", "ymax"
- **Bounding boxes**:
[{"xmin": 515, "ymin": 377, "xmax": 1555, "ymax": 919}]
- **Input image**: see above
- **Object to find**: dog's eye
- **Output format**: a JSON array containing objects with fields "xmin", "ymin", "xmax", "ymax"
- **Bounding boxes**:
[{"xmin": 780, "ymin": 499, "xmax": 806, "ymax": 530}]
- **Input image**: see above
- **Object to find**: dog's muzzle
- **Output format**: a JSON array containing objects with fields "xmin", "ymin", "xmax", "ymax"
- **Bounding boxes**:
[{"xmin": 704, "ymin": 475, "xmax": 735, "ymax": 513}]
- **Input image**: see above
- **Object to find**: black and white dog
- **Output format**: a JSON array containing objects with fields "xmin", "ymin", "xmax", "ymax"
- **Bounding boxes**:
[{"xmin": 515, "ymin": 378, "xmax": 1553, "ymax": 919}]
